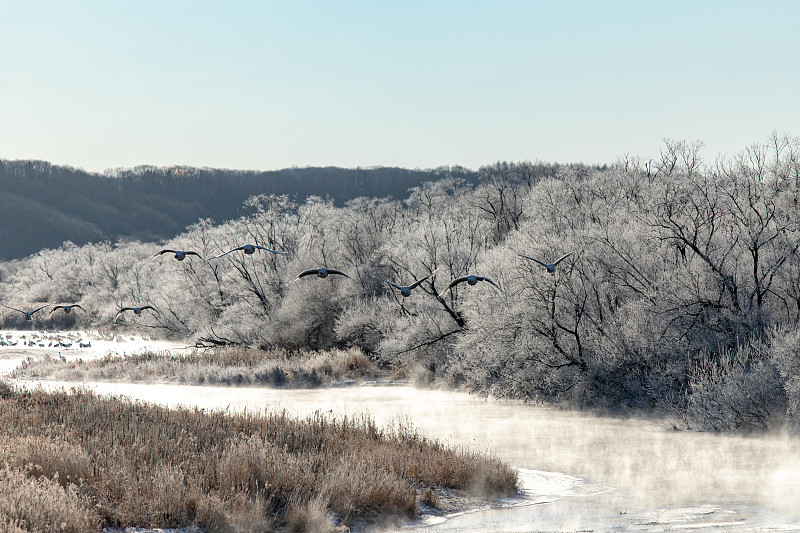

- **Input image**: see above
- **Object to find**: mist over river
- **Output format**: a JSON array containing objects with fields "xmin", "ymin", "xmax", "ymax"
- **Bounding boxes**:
[{"xmin": 3, "ymin": 335, "xmax": 800, "ymax": 531}]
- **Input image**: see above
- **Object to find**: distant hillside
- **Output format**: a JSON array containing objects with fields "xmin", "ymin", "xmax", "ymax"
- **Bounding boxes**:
[{"xmin": 0, "ymin": 160, "xmax": 478, "ymax": 260}]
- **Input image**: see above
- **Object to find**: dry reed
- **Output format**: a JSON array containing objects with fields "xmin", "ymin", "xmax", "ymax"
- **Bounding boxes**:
[
  {"xmin": 0, "ymin": 380, "xmax": 517, "ymax": 532},
  {"xmin": 13, "ymin": 347, "xmax": 381, "ymax": 388}
]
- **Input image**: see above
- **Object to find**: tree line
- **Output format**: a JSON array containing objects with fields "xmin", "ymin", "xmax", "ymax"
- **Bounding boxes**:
[
  {"xmin": 2, "ymin": 134, "xmax": 800, "ymax": 432},
  {"xmin": 0, "ymin": 160, "xmax": 481, "ymax": 260}
]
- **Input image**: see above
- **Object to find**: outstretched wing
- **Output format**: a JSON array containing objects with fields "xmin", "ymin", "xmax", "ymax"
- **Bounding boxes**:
[
  {"xmin": 140, "ymin": 305, "xmax": 157, "ymax": 312},
  {"xmin": 519, "ymin": 254, "xmax": 549, "ymax": 268},
  {"xmin": 477, "ymin": 276, "xmax": 503, "ymax": 292},
  {"xmin": 437, "ymin": 277, "xmax": 467, "ymax": 298},
  {"xmin": 254, "ymin": 245, "xmax": 287, "ymax": 255},
  {"xmin": 327, "ymin": 269, "xmax": 353, "ymax": 280},
  {"xmin": 151, "ymin": 249, "xmax": 176, "ymax": 258},
  {"xmin": 185, "ymin": 251, "xmax": 204, "ymax": 259},
  {"xmin": 210, "ymin": 246, "xmax": 243, "ymax": 260},
  {"xmin": 373, "ymin": 275, "xmax": 402, "ymax": 290},
  {"xmin": 289, "ymin": 269, "xmax": 318, "ymax": 283},
  {"xmin": 408, "ymin": 267, "xmax": 440, "ymax": 290},
  {"xmin": 1, "ymin": 304, "xmax": 25, "ymax": 314},
  {"xmin": 553, "ymin": 252, "xmax": 574, "ymax": 266}
]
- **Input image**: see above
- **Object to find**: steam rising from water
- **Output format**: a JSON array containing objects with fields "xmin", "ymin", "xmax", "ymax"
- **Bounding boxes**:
[{"xmin": 4, "ymin": 336, "xmax": 800, "ymax": 531}]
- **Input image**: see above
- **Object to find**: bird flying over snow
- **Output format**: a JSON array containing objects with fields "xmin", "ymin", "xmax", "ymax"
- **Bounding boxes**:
[
  {"xmin": 113, "ymin": 305, "xmax": 158, "ymax": 323},
  {"xmin": 50, "ymin": 304, "xmax": 85, "ymax": 315},
  {"xmin": 520, "ymin": 252, "xmax": 574, "ymax": 274},
  {"xmin": 151, "ymin": 249, "xmax": 204, "ymax": 261},
  {"xmin": 289, "ymin": 268, "xmax": 353, "ymax": 283},
  {"xmin": 212, "ymin": 244, "xmax": 287, "ymax": 259},
  {"xmin": 437, "ymin": 275, "xmax": 502, "ymax": 298},
  {"xmin": 373, "ymin": 267, "xmax": 439, "ymax": 297},
  {"xmin": 2, "ymin": 304, "xmax": 48, "ymax": 321}
]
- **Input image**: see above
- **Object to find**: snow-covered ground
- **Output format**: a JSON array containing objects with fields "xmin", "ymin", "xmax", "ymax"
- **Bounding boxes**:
[{"xmin": 5, "ymin": 338, "xmax": 800, "ymax": 532}]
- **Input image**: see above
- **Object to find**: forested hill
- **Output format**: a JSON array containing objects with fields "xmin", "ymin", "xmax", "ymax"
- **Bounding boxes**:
[{"xmin": 0, "ymin": 160, "xmax": 478, "ymax": 260}]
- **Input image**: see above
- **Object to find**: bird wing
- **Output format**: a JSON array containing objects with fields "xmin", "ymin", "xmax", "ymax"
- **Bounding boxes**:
[
  {"xmin": 31, "ymin": 305, "xmax": 49, "ymax": 315},
  {"xmin": 73, "ymin": 304, "xmax": 86, "ymax": 312},
  {"xmin": 49, "ymin": 306, "xmax": 64, "ymax": 314},
  {"xmin": 374, "ymin": 276, "xmax": 402, "ymax": 290},
  {"xmin": 254, "ymin": 245, "xmax": 287, "ymax": 255},
  {"xmin": 151, "ymin": 249, "xmax": 175, "ymax": 258},
  {"xmin": 140, "ymin": 305, "xmax": 157, "ymax": 312},
  {"xmin": 327, "ymin": 269, "xmax": 353, "ymax": 280},
  {"xmin": 185, "ymin": 251, "xmax": 204, "ymax": 259},
  {"xmin": 437, "ymin": 277, "xmax": 467, "ymax": 298},
  {"xmin": 408, "ymin": 267, "xmax": 440, "ymax": 289},
  {"xmin": 553, "ymin": 252, "xmax": 574, "ymax": 265},
  {"xmin": 477, "ymin": 277, "xmax": 503, "ymax": 292},
  {"xmin": 289, "ymin": 269, "xmax": 318, "ymax": 283},
  {"xmin": 1, "ymin": 304, "xmax": 25, "ymax": 314},
  {"xmin": 210, "ymin": 247, "xmax": 240, "ymax": 260},
  {"xmin": 520, "ymin": 254, "xmax": 549, "ymax": 268}
]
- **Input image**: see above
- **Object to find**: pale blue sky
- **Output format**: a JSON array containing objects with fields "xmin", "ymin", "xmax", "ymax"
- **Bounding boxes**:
[{"xmin": 1, "ymin": 1, "xmax": 797, "ymax": 172}]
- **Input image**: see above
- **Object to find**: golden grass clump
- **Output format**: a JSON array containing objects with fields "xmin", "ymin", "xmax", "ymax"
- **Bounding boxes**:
[
  {"xmin": 14, "ymin": 346, "xmax": 381, "ymax": 387},
  {"xmin": 0, "ymin": 466, "xmax": 100, "ymax": 533},
  {"xmin": 0, "ymin": 381, "xmax": 518, "ymax": 531}
]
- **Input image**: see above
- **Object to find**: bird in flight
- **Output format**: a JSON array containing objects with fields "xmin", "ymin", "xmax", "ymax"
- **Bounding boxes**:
[
  {"xmin": 437, "ymin": 275, "xmax": 502, "ymax": 298},
  {"xmin": 212, "ymin": 244, "xmax": 287, "ymax": 259},
  {"xmin": 520, "ymin": 252, "xmax": 574, "ymax": 274},
  {"xmin": 151, "ymin": 249, "xmax": 204, "ymax": 261},
  {"xmin": 373, "ymin": 268, "xmax": 439, "ymax": 297},
  {"xmin": 290, "ymin": 268, "xmax": 353, "ymax": 283},
  {"xmin": 50, "ymin": 304, "xmax": 85, "ymax": 315},
  {"xmin": 114, "ymin": 305, "xmax": 158, "ymax": 323},
  {"xmin": 2, "ymin": 304, "xmax": 48, "ymax": 321}
]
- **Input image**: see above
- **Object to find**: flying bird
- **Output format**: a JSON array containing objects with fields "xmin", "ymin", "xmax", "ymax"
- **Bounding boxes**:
[
  {"xmin": 373, "ymin": 268, "xmax": 439, "ymax": 297},
  {"xmin": 151, "ymin": 249, "xmax": 204, "ymax": 261},
  {"xmin": 50, "ymin": 304, "xmax": 85, "ymax": 315},
  {"xmin": 437, "ymin": 275, "xmax": 502, "ymax": 298},
  {"xmin": 1, "ymin": 304, "xmax": 49, "ymax": 321},
  {"xmin": 289, "ymin": 268, "xmax": 353, "ymax": 283},
  {"xmin": 520, "ymin": 252, "xmax": 574, "ymax": 274},
  {"xmin": 212, "ymin": 244, "xmax": 287, "ymax": 259},
  {"xmin": 114, "ymin": 305, "xmax": 158, "ymax": 323}
]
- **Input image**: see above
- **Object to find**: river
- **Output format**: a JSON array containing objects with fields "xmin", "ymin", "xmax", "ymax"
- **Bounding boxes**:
[{"xmin": 3, "ymin": 333, "xmax": 800, "ymax": 531}]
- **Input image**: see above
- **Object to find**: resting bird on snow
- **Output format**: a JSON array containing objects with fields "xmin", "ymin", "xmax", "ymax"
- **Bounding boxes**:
[
  {"xmin": 437, "ymin": 275, "xmax": 502, "ymax": 298},
  {"xmin": 114, "ymin": 305, "xmax": 157, "ymax": 323},
  {"xmin": 1, "ymin": 304, "xmax": 48, "ymax": 321},
  {"xmin": 151, "ymin": 249, "xmax": 204, "ymax": 261},
  {"xmin": 212, "ymin": 244, "xmax": 287, "ymax": 259},
  {"xmin": 373, "ymin": 268, "xmax": 439, "ymax": 297},
  {"xmin": 289, "ymin": 268, "xmax": 353, "ymax": 283},
  {"xmin": 50, "ymin": 304, "xmax": 85, "ymax": 315},
  {"xmin": 520, "ymin": 252, "xmax": 574, "ymax": 274}
]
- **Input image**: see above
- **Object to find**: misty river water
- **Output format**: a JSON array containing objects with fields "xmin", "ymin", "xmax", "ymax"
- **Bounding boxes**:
[{"xmin": 3, "ymin": 334, "xmax": 800, "ymax": 532}]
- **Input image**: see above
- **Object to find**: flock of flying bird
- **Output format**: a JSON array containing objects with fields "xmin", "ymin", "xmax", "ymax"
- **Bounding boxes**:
[{"xmin": 1, "ymin": 242, "xmax": 574, "ymax": 325}]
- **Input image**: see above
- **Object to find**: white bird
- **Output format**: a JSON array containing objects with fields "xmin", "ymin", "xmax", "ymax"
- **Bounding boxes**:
[
  {"xmin": 373, "ymin": 268, "xmax": 439, "ymax": 297},
  {"xmin": 289, "ymin": 268, "xmax": 353, "ymax": 283},
  {"xmin": 114, "ymin": 305, "xmax": 158, "ymax": 323},
  {"xmin": 2, "ymin": 304, "xmax": 48, "ymax": 321},
  {"xmin": 212, "ymin": 244, "xmax": 287, "ymax": 259},
  {"xmin": 437, "ymin": 275, "xmax": 502, "ymax": 298},
  {"xmin": 151, "ymin": 249, "xmax": 204, "ymax": 261},
  {"xmin": 520, "ymin": 252, "xmax": 574, "ymax": 274},
  {"xmin": 50, "ymin": 304, "xmax": 85, "ymax": 315}
]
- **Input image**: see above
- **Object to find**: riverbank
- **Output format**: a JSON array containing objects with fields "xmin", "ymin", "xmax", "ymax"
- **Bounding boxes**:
[
  {"xmin": 10, "ymin": 345, "xmax": 391, "ymax": 388},
  {"xmin": 0, "ymin": 380, "xmax": 518, "ymax": 533}
]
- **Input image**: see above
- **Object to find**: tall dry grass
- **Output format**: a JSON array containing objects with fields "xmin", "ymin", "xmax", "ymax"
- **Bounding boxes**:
[
  {"xmin": 13, "ymin": 347, "xmax": 380, "ymax": 388},
  {"xmin": 0, "ymin": 380, "xmax": 517, "ymax": 532}
]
